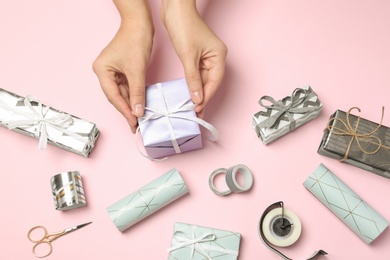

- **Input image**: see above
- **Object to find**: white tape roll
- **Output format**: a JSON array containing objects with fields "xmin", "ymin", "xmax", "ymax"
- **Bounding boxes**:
[
  {"xmin": 258, "ymin": 201, "xmax": 327, "ymax": 260},
  {"xmin": 262, "ymin": 207, "xmax": 302, "ymax": 247}
]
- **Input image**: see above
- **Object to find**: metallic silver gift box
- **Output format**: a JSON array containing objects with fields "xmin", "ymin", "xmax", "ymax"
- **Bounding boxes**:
[{"xmin": 0, "ymin": 88, "xmax": 99, "ymax": 157}]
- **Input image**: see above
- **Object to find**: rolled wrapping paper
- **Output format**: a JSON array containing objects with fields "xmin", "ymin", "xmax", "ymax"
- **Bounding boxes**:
[
  {"xmin": 209, "ymin": 164, "xmax": 254, "ymax": 196},
  {"xmin": 50, "ymin": 171, "xmax": 86, "ymax": 211},
  {"xmin": 107, "ymin": 168, "xmax": 189, "ymax": 232},
  {"xmin": 303, "ymin": 163, "xmax": 389, "ymax": 244},
  {"xmin": 0, "ymin": 88, "xmax": 99, "ymax": 157}
]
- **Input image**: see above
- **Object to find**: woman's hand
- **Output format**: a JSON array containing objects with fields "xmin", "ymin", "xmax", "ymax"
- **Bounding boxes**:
[
  {"xmin": 93, "ymin": 0, "xmax": 154, "ymax": 133},
  {"xmin": 161, "ymin": 0, "xmax": 227, "ymax": 118}
]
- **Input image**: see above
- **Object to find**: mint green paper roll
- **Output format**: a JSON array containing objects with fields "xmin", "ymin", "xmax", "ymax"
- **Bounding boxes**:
[
  {"xmin": 303, "ymin": 163, "xmax": 388, "ymax": 244},
  {"xmin": 107, "ymin": 168, "xmax": 189, "ymax": 232}
]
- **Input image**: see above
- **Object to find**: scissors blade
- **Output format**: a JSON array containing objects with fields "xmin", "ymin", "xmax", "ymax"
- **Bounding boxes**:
[{"xmin": 64, "ymin": 221, "xmax": 92, "ymax": 234}]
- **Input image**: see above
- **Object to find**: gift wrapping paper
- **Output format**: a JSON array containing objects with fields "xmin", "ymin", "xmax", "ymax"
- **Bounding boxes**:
[
  {"xmin": 167, "ymin": 222, "xmax": 241, "ymax": 260},
  {"xmin": 303, "ymin": 163, "xmax": 388, "ymax": 244},
  {"xmin": 0, "ymin": 88, "xmax": 99, "ymax": 157},
  {"xmin": 107, "ymin": 168, "xmax": 189, "ymax": 232},
  {"xmin": 318, "ymin": 108, "xmax": 390, "ymax": 179},
  {"xmin": 138, "ymin": 78, "xmax": 203, "ymax": 159},
  {"xmin": 252, "ymin": 85, "xmax": 322, "ymax": 144}
]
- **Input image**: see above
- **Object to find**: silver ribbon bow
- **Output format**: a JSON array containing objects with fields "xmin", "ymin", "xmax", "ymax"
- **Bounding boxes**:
[{"xmin": 256, "ymin": 88, "xmax": 318, "ymax": 131}]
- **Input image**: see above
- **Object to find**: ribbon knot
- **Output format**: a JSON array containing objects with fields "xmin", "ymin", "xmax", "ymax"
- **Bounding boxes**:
[
  {"xmin": 256, "ymin": 87, "xmax": 318, "ymax": 131},
  {"xmin": 167, "ymin": 225, "xmax": 238, "ymax": 260},
  {"xmin": 0, "ymin": 95, "xmax": 93, "ymax": 150},
  {"xmin": 327, "ymin": 107, "xmax": 389, "ymax": 161}
]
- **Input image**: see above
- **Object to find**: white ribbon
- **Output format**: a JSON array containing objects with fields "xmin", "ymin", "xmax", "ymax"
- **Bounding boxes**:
[
  {"xmin": 0, "ymin": 95, "xmax": 92, "ymax": 150},
  {"xmin": 136, "ymin": 83, "xmax": 218, "ymax": 161},
  {"xmin": 167, "ymin": 225, "xmax": 239, "ymax": 260}
]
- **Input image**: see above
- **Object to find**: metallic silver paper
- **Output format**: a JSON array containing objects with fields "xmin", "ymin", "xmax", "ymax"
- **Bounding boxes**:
[
  {"xmin": 0, "ymin": 88, "xmax": 99, "ymax": 157},
  {"xmin": 107, "ymin": 168, "xmax": 189, "ymax": 232},
  {"xmin": 51, "ymin": 171, "xmax": 86, "ymax": 211},
  {"xmin": 303, "ymin": 163, "xmax": 388, "ymax": 244}
]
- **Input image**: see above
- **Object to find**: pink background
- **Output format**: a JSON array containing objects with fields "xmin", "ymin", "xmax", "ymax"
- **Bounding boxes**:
[{"xmin": 1, "ymin": 0, "xmax": 390, "ymax": 259}]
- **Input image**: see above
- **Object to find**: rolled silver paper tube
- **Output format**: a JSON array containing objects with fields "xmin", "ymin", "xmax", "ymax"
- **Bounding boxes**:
[
  {"xmin": 51, "ymin": 171, "xmax": 86, "ymax": 211},
  {"xmin": 303, "ymin": 163, "xmax": 389, "ymax": 244},
  {"xmin": 106, "ymin": 168, "xmax": 189, "ymax": 232}
]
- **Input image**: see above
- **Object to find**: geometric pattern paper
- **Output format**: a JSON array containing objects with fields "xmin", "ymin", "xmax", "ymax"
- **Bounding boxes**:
[
  {"xmin": 107, "ymin": 168, "xmax": 189, "ymax": 232},
  {"xmin": 168, "ymin": 222, "xmax": 241, "ymax": 260},
  {"xmin": 303, "ymin": 163, "xmax": 388, "ymax": 244}
]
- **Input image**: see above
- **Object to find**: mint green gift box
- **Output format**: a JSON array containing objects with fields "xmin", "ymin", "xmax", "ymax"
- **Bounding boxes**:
[{"xmin": 167, "ymin": 222, "xmax": 241, "ymax": 260}]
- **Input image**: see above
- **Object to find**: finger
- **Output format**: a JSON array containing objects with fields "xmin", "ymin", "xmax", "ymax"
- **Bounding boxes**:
[
  {"xmin": 124, "ymin": 68, "xmax": 146, "ymax": 118},
  {"xmin": 94, "ymin": 69, "xmax": 138, "ymax": 130},
  {"xmin": 196, "ymin": 107, "xmax": 205, "ymax": 119},
  {"xmin": 182, "ymin": 57, "xmax": 204, "ymax": 105},
  {"xmin": 195, "ymin": 59, "xmax": 226, "ymax": 113}
]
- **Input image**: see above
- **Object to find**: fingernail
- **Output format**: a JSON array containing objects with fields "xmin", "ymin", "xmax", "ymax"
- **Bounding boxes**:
[
  {"xmin": 134, "ymin": 103, "xmax": 143, "ymax": 117},
  {"xmin": 192, "ymin": 91, "xmax": 202, "ymax": 104}
]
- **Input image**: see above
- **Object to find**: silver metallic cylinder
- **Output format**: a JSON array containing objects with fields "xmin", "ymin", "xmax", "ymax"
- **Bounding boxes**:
[{"xmin": 50, "ymin": 171, "xmax": 86, "ymax": 211}]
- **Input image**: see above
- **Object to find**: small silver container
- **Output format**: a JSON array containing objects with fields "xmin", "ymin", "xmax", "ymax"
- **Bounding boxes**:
[{"xmin": 51, "ymin": 171, "xmax": 86, "ymax": 210}]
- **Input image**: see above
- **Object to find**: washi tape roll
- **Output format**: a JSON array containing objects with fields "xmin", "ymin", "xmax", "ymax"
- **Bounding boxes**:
[
  {"xmin": 106, "ymin": 168, "xmax": 189, "ymax": 232},
  {"xmin": 50, "ymin": 171, "xmax": 86, "ymax": 211},
  {"xmin": 258, "ymin": 201, "xmax": 327, "ymax": 260},
  {"xmin": 303, "ymin": 163, "xmax": 389, "ymax": 244},
  {"xmin": 209, "ymin": 164, "xmax": 254, "ymax": 196}
]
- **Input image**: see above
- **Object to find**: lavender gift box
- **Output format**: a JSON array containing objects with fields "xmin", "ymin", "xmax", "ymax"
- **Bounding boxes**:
[
  {"xmin": 138, "ymin": 78, "xmax": 217, "ymax": 160},
  {"xmin": 252, "ymin": 86, "xmax": 322, "ymax": 144},
  {"xmin": 0, "ymin": 88, "xmax": 99, "ymax": 157}
]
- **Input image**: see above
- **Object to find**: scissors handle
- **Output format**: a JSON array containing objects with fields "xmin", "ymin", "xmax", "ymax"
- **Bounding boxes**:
[
  {"xmin": 28, "ymin": 226, "xmax": 64, "ymax": 258},
  {"xmin": 32, "ymin": 241, "xmax": 53, "ymax": 258},
  {"xmin": 28, "ymin": 226, "xmax": 49, "ymax": 243}
]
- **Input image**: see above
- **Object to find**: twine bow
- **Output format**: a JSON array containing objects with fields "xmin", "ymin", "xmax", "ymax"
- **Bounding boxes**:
[
  {"xmin": 136, "ymin": 83, "xmax": 218, "ymax": 161},
  {"xmin": 0, "ymin": 95, "xmax": 92, "ymax": 150},
  {"xmin": 327, "ymin": 107, "xmax": 390, "ymax": 161},
  {"xmin": 167, "ymin": 225, "xmax": 238, "ymax": 260},
  {"xmin": 256, "ymin": 88, "xmax": 319, "ymax": 131}
]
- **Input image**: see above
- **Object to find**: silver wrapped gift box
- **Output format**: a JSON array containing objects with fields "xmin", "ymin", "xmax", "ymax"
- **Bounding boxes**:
[
  {"xmin": 0, "ymin": 88, "xmax": 99, "ymax": 157},
  {"xmin": 252, "ymin": 86, "xmax": 322, "ymax": 144}
]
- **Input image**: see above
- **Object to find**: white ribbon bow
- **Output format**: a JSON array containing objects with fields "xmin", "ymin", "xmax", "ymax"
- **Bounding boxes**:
[
  {"xmin": 0, "ymin": 95, "xmax": 91, "ymax": 150},
  {"xmin": 167, "ymin": 225, "xmax": 239, "ymax": 260}
]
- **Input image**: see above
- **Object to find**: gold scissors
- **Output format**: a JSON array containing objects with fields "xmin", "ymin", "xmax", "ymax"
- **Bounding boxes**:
[{"xmin": 27, "ymin": 221, "xmax": 92, "ymax": 258}]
